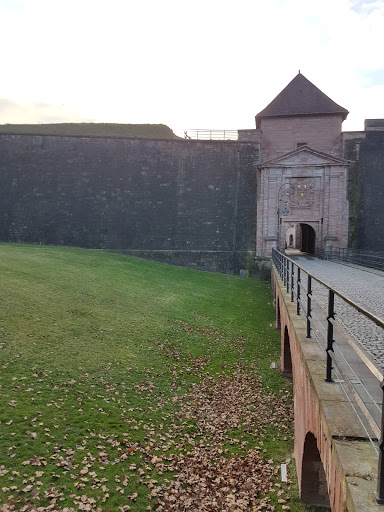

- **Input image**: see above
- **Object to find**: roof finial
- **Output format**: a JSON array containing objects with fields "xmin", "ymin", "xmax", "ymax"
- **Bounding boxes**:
[{"xmin": 299, "ymin": 70, "xmax": 301, "ymax": 74}]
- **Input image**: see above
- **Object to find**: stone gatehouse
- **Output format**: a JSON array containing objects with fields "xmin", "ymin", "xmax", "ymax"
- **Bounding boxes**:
[
  {"xmin": 0, "ymin": 73, "xmax": 384, "ymax": 273},
  {"xmin": 249, "ymin": 72, "xmax": 350, "ymax": 257}
]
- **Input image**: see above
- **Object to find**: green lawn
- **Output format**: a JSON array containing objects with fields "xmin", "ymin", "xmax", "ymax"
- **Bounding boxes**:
[{"xmin": 0, "ymin": 244, "xmax": 309, "ymax": 511}]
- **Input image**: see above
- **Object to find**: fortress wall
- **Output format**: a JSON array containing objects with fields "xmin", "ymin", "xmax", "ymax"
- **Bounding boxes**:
[
  {"xmin": 343, "ymin": 130, "xmax": 384, "ymax": 251},
  {"xmin": 0, "ymin": 134, "xmax": 259, "ymax": 273}
]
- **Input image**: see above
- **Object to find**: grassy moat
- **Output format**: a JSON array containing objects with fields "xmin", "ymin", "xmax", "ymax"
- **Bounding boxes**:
[{"xmin": 0, "ymin": 244, "xmax": 312, "ymax": 511}]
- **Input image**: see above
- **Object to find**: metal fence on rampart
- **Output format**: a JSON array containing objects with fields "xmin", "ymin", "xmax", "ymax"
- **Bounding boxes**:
[
  {"xmin": 324, "ymin": 247, "xmax": 384, "ymax": 272},
  {"xmin": 183, "ymin": 129, "xmax": 238, "ymax": 141}
]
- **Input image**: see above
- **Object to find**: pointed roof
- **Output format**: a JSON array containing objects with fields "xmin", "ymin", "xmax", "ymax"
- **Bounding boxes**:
[{"xmin": 255, "ymin": 73, "xmax": 348, "ymax": 127}]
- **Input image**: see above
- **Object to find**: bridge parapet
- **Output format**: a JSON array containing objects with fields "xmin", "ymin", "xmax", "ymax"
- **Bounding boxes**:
[
  {"xmin": 272, "ymin": 250, "xmax": 384, "ymax": 511},
  {"xmin": 324, "ymin": 247, "xmax": 384, "ymax": 273}
]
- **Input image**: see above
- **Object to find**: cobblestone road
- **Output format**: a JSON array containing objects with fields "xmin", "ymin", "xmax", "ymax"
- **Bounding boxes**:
[{"xmin": 290, "ymin": 257, "xmax": 384, "ymax": 370}]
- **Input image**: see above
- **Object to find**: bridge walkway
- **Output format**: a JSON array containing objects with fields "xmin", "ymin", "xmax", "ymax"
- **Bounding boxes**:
[
  {"xmin": 285, "ymin": 255, "xmax": 384, "ymax": 438},
  {"xmin": 272, "ymin": 252, "xmax": 384, "ymax": 510}
]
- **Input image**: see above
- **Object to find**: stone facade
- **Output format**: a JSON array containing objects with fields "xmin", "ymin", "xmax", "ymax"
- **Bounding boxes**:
[
  {"xmin": 255, "ymin": 73, "xmax": 350, "ymax": 257},
  {"xmin": 259, "ymin": 115, "xmax": 343, "ymax": 162},
  {"xmin": 256, "ymin": 146, "xmax": 349, "ymax": 256}
]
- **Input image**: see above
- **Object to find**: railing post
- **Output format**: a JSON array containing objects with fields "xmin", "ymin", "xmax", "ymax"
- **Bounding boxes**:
[
  {"xmin": 280, "ymin": 252, "xmax": 283, "ymax": 278},
  {"xmin": 297, "ymin": 268, "xmax": 301, "ymax": 316},
  {"xmin": 291, "ymin": 262, "xmax": 294, "ymax": 302},
  {"xmin": 281, "ymin": 252, "xmax": 283, "ymax": 278},
  {"xmin": 306, "ymin": 275, "xmax": 312, "ymax": 338},
  {"xmin": 275, "ymin": 250, "xmax": 279, "ymax": 276},
  {"xmin": 376, "ymin": 379, "xmax": 384, "ymax": 503},
  {"xmin": 326, "ymin": 289, "xmax": 335, "ymax": 382},
  {"xmin": 286, "ymin": 258, "xmax": 290, "ymax": 293},
  {"xmin": 277, "ymin": 250, "xmax": 280, "ymax": 276}
]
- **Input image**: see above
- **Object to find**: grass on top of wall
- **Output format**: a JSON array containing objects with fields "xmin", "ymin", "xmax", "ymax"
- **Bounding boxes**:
[
  {"xmin": 0, "ymin": 244, "xmax": 312, "ymax": 511},
  {"xmin": 0, "ymin": 123, "xmax": 181, "ymax": 140}
]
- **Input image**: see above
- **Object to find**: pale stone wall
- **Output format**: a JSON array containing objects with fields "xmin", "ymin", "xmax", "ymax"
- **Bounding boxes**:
[
  {"xmin": 256, "ymin": 148, "xmax": 349, "ymax": 256},
  {"xmin": 238, "ymin": 129, "xmax": 261, "ymax": 142},
  {"xmin": 260, "ymin": 115, "xmax": 344, "ymax": 162}
]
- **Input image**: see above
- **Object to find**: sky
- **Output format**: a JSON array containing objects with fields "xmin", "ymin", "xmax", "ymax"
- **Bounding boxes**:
[{"xmin": 0, "ymin": 0, "xmax": 383, "ymax": 136}]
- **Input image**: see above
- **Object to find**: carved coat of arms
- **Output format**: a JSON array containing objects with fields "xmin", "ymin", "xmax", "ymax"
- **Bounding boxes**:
[{"xmin": 291, "ymin": 180, "xmax": 315, "ymax": 208}]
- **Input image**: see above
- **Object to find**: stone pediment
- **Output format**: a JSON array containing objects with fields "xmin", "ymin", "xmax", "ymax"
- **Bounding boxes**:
[{"xmin": 259, "ymin": 146, "xmax": 350, "ymax": 168}]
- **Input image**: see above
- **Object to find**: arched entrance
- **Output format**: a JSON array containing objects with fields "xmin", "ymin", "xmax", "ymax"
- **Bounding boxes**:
[
  {"xmin": 283, "ymin": 326, "xmax": 292, "ymax": 376},
  {"xmin": 301, "ymin": 433, "xmax": 330, "ymax": 509},
  {"xmin": 300, "ymin": 223, "xmax": 316, "ymax": 254}
]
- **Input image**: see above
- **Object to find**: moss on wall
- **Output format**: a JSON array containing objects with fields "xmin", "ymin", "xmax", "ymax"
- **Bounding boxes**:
[
  {"xmin": 344, "ymin": 131, "xmax": 384, "ymax": 252},
  {"xmin": 345, "ymin": 140, "xmax": 360, "ymax": 249}
]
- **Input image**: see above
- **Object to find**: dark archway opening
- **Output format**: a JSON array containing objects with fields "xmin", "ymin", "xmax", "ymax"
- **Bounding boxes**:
[
  {"xmin": 276, "ymin": 297, "xmax": 281, "ymax": 331},
  {"xmin": 283, "ymin": 326, "xmax": 292, "ymax": 376},
  {"xmin": 300, "ymin": 223, "xmax": 316, "ymax": 254},
  {"xmin": 301, "ymin": 433, "xmax": 331, "ymax": 509}
]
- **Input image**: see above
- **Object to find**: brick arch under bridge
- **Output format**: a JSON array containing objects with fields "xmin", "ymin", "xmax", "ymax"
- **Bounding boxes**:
[
  {"xmin": 274, "ymin": 271, "xmax": 338, "ymax": 508},
  {"xmin": 271, "ymin": 267, "xmax": 380, "ymax": 512}
]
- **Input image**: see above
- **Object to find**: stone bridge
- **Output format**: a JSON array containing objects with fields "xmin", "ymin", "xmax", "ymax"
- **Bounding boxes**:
[{"xmin": 272, "ymin": 255, "xmax": 384, "ymax": 511}]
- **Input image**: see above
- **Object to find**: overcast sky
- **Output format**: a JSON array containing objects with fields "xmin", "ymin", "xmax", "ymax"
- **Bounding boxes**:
[{"xmin": 1, "ymin": 0, "xmax": 383, "ymax": 135}]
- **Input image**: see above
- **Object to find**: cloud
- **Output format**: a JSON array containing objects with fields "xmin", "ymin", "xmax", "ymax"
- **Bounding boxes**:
[
  {"xmin": 0, "ymin": 98, "xmax": 94, "ymax": 124},
  {"xmin": 361, "ymin": 68, "xmax": 384, "ymax": 87},
  {"xmin": 0, "ymin": 0, "xmax": 383, "ymax": 132},
  {"xmin": 350, "ymin": 0, "xmax": 384, "ymax": 15}
]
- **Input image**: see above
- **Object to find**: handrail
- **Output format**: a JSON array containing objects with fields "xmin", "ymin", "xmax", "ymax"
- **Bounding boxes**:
[
  {"xmin": 183, "ymin": 129, "xmax": 238, "ymax": 141},
  {"xmin": 272, "ymin": 248, "xmax": 384, "ymax": 376},
  {"xmin": 275, "ymin": 249, "xmax": 384, "ymax": 329},
  {"xmin": 324, "ymin": 247, "xmax": 384, "ymax": 272},
  {"xmin": 272, "ymin": 247, "xmax": 384, "ymax": 503}
]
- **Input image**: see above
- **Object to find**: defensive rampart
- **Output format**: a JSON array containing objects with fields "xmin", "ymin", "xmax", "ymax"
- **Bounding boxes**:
[
  {"xmin": 0, "ymin": 134, "xmax": 259, "ymax": 274},
  {"xmin": 2, "ymin": 124, "xmax": 384, "ymax": 271},
  {"xmin": 344, "ymin": 126, "xmax": 384, "ymax": 251}
]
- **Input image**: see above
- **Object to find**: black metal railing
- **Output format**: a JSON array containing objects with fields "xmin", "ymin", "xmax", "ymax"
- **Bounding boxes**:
[
  {"xmin": 272, "ymin": 247, "xmax": 384, "ymax": 503},
  {"xmin": 324, "ymin": 247, "xmax": 384, "ymax": 272},
  {"xmin": 183, "ymin": 129, "xmax": 238, "ymax": 141}
]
